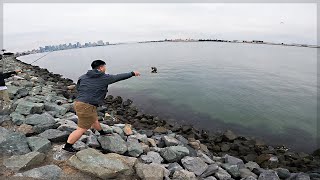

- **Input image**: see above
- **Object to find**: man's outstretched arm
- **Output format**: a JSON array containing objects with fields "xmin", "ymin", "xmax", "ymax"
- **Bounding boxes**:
[
  {"xmin": 3, "ymin": 70, "xmax": 21, "ymax": 79},
  {"xmin": 108, "ymin": 71, "xmax": 140, "ymax": 84}
]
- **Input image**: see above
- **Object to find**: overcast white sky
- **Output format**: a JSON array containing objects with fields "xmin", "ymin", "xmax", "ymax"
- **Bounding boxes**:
[{"xmin": 3, "ymin": 3, "xmax": 317, "ymax": 52}]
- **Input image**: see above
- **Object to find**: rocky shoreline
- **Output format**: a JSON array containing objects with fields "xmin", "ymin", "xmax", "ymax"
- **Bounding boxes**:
[{"xmin": 0, "ymin": 56, "xmax": 319, "ymax": 180}]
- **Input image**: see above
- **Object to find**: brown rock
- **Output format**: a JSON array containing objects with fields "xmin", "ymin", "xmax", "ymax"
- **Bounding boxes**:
[
  {"xmin": 123, "ymin": 124, "xmax": 133, "ymax": 136},
  {"xmin": 153, "ymin": 126, "xmax": 168, "ymax": 134},
  {"xmin": 256, "ymin": 154, "xmax": 272, "ymax": 164},
  {"xmin": 17, "ymin": 124, "xmax": 34, "ymax": 136}
]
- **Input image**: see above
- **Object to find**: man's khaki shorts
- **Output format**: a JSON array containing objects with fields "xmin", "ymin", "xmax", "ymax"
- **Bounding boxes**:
[{"xmin": 74, "ymin": 101, "xmax": 98, "ymax": 129}]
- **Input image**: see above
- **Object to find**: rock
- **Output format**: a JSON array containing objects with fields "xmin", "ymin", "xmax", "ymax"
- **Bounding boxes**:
[
  {"xmin": 181, "ymin": 156, "xmax": 208, "ymax": 176},
  {"xmin": 241, "ymin": 176, "xmax": 257, "ymax": 180},
  {"xmin": 223, "ymin": 154, "xmax": 244, "ymax": 167},
  {"xmin": 176, "ymin": 134, "xmax": 189, "ymax": 144},
  {"xmin": 221, "ymin": 143, "xmax": 230, "ymax": 152},
  {"xmin": 44, "ymin": 102, "xmax": 68, "ymax": 115},
  {"xmin": 197, "ymin": 150, "xmax": 215, "ymax": 164},
  {"xmin": 201, "ymin": 163, "xmax": 219, "ymax": 178},
  {"xmin": 147, "ymin": 138, "xmax": 157, "ymax": 147},
  {"xmin": 127, "ymin": 138, "xmax": 143, "ymax": 157},
  {"xmin": 221, "ymin": 163, "xmax": 240, "ymax": 178},
  {"xmin": 17, "ymin": 124, "xmax": 34, "ymax": 135},
  {"xmin": 239, "ymin": 168, "xmax": 258, "ymax": 179},
  {"xmin": 129, "ymin": 133, "xmax": 148, "ymax": 144},
  {"xmin": 53, "ymin": 149, "xmax": 73, "ymax": 161},
  {"xmin": 73, "ymin": 140, "xmax": 88, "ymax": 151},
  {"xmin": 245, "ymin": 161, "xmax": 260, "ymax": 171},
  {"xmin": 86, "ymin": 133, "xmax": 100, "ymax": 148},
  {"xmin": 0, "ymin": 130, "xmax": 31, "ymax": 155},
  {"xmin": 256, "ymin": 154, "xmax": 272, "ymax": 165},
  {"xmin": 98, "ymin": 133, "xmax": 128, "ymax": 154},
  {"xmin": 252, "ymin": 168, "xmax": 266, "ymax": 176},
  {"xmin": 25, "ymin": 113, "xmax": 55, "ymax": 126},
  {"xmin": 112, "ymin": 126, "xmax": 124, "ymax": 136},
  {"xmin": 289, "ymin": 173, "xmax": 310, "ymax": 180},
  {"xmin": 265, "ymin": 155, "xmax": 278, "ymax": 168},
  {"xmin": 3, "ymin": 151, "xmax": 45, "ymax": 171},
  {"xmin": 57, "ymin": 119, "xmax": 77, "ymax": 132},
  {"xmin": 27, "ymin": 136, "xmax": 51, "ymax": 153},
  {"xmin": 141, "ymin": 151, "xmax": 164, "ymax": 164},
  {"xmin": 15, "ymin": 100, "xmax": 44, "ymax": 115},
  {"xmin": 163, "ymin": 135, "xmax": 181, "ymax": 146},
  {"xmin": 10, "ymin": 112, "xmax": 25, "ymax": 125},
  {"xmin": 154, "ymin": 126, "xmax": 168, "ymax": 134},
  {"xmin": 258, "ymin": 170, "xmax": 280, "ymax": 180},
  {"xmin": 167, "ymin": 162, "xmax": 183, "ymax": 175},
  {"xmin": 223, "ymin": 130, "xmax": 237, "ymax": 141},
  {"xmin": 67, "ymin": 84, "xmax": 76, "ymax": 90},
  {"xmin": 33, "ymin": 123, "xmax": 60, "ymax": 134},
  {"xmin": 68, "ymin": 148, "xmax": 136, "ymax": 179},
  {"xmin": 38, "ymin": 129, "xmax": 69, "ymax": 142},
  {"xmin": 215, "ymin": 167, "xmax": 232, "ymax": 180},
  {"xmin": 203, "ymin": 176, "xmax": 217, "ymax": 180},
  {"xmin": 14, "ymin": 164, "xmax": 62, "ymax": 180},
  {"xmin": 135, "ymin": 162, "xmax": 165, "ymax": 180},
  {"xmin": 275, "ymin": 168, "xmax": 290, "ymax": 179},
  {"xmin": 160, "ymin": 145, "xmax": 189, "ymax": 163},
  {"xmin": 172, "ymin": 169, "xmax": 196, "ymax": 180},
  {"xmin": 123, "ymin": 124, "xmax": 133, "ymax": 135}
]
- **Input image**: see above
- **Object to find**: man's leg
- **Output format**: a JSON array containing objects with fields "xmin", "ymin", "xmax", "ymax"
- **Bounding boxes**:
[
  {"xmin": 63, "ymin": 127, "xmax": 88, "ymax": 152},
  {"xmin": 91, "ymin": 119, "xmax": 112, "ymax": 135}
]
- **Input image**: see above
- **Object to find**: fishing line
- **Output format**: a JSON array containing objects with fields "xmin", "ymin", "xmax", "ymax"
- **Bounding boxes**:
[{"xmin": 30, "ymin": 51, "xmax": 54, "ymax": 65}]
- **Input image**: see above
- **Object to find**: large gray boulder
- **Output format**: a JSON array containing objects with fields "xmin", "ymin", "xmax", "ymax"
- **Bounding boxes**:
[
  {"xmin": 98, "ymin": 133, "xmax": 128, "ymax": 154},
  {"xmin": 215, "ymin": 167, "xmax": 232, "ymax": 180},
  {"xmin": 15, "ymin": 100, "xmax": 44, "ymax": 115},
  {"xmin": 181, "ymin": 156, "xmax": 208, "ymax": 176},
  {"xmin": 25, "ymin": 113, "xmax": 55, "ymax": 126},
  {"xmin": 86, "ymin": 133, "xmax": 100, "ymax": 148},
  {"xmin": 160, "ymin": 145, "xmax": 189, "ymax": 163},
  {"xmin": 201, "ymin": 164, "xmax": 220, "ymax": 178},
  {"xmin": 127, "ymin": 138, "xmax": 143, "ymax": 157},
  {"xmin": 135, "ymin": 162, "xmax": 165, "ymax": 180},
  {"xmin": 14, "ymin": 164, "xmax": 62, "ymax": 180},
  {"xmin": 3, "ymin": 151, "xmax": 45, "ymax": 171},
  {"xmin": 141, "ymin": 151, "xmax": 164, "ymax": 164},
  {"xmin": 258, "ymin": 170, "xmax": 280, "ymax": 180},
  {"xmin": 57, "ymin": 119, "xmax": 77, "ymax": 132},
  {"xmin": 44, "ymin": 102, "xmax": 68, "ymax": 116},
  {"xmin": 0, "ymin": 128, "xmax": 30, "ymax": 155},
  {"xmin": 27, "ymin": 136, "xmax": 51, "ymax": 153},
  {"xmin": 10, "ymin": 112, "xmax": 25, "ymax": 125},
  {"xmin": 223, "ymin": 154, "xmax": 244, "ymax": 167},
  {"xmin": 162, "ymin": 135, "xmax": 181, "ymax": 146},
  {"xmin": 38, "ymin": 129, "xmax": 69, "ymax": 142},
  {"xmin": 221, "ymin": 163, "xmax": 240, "ymax": 178},
  {"xmin": 68, "ymin": 148, "xmax": 137, "ymax": 179}
]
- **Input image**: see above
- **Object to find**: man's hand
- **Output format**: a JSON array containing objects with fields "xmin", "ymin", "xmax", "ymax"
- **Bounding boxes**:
[
  {"xmin": 133, "ymin": 71, "xmax": 141, "ymax": 76},
  {"xmin": 15, "ymin": 69, "xmax": 22, "ymax": 73}
]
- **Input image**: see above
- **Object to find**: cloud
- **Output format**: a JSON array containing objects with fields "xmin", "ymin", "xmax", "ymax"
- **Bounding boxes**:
[{"xmin": 3, "ymin": 3, "xmax": 317, "ymax": 52}]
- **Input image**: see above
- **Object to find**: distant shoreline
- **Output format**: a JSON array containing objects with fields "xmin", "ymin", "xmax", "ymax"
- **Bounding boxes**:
[{"xmin": 16, "ymin": 39, "xmax": 319, "ymax": 56}]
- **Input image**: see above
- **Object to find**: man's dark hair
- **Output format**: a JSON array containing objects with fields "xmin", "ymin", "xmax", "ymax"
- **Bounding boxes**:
[{"xmin": 91, "ymin": 60, "xmax": 106, "ymax": 69}]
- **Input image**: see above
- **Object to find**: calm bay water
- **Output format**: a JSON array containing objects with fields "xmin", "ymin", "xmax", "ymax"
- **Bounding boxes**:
[{"xmin": 18, "ymin": 42, "xmax": 317, "ymax": 153}]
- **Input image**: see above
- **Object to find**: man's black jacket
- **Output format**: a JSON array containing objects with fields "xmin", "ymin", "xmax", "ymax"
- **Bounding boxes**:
[{"xmin": 0, "ymin": 71, "xmax": 17, "ymax": 87}]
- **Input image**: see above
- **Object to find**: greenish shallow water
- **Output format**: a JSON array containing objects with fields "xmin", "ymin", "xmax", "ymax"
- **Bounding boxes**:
[{"xmin": 18, "ymin": 42, "xmax": 318, "ymax": 153}]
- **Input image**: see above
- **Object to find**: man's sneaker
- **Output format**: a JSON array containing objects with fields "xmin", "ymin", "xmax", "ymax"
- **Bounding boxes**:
[{"xmin": 62, "ymin": 145, "xmax": 79, "ymax": 153}]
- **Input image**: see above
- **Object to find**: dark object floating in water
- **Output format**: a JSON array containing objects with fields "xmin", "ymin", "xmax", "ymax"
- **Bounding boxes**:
[{"xmin": 151, "ymin": 67, "xmax": 157, "ymax": 73}]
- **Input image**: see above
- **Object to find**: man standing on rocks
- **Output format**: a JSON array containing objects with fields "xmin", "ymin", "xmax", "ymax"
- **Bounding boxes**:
[
  {"xmin": 63, "ymin": 60, "xmax": 140, "ymax": 152},
  {"xmin": 0, "ymin": 69, "xmax": 21, "ymax": 111}
]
